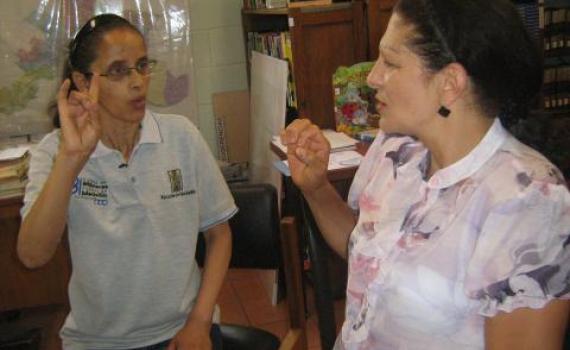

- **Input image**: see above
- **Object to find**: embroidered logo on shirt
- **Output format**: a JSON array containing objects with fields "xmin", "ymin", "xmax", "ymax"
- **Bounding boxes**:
[
  {"xmin": 161, "ymin": 168, "xmax": 195, "ymax": 200},
  {"xmin": 72, "ymin": 178, "xmax": 109, "ymax": 206},
  {"xmin": 167, "ymin": 168, "xmax": 184, "ymax": 192}
]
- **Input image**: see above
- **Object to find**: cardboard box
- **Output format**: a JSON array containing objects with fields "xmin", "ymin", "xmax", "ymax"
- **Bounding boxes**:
[{"xmin": 213, "ymin": 91, "xmax": 251, "ymax": 164}]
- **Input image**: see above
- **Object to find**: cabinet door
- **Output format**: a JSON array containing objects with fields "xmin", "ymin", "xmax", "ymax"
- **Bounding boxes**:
[
  {"xmin": 367, "ymin": 0, "xmax": 397, "ymax": 60},
  {"xmin": 289, "ymin": 2, "xmax": 366, "ymax": 129},
  {"xmin": 0, "ymin": 200, "xmax": 71, "ymax": 311}
]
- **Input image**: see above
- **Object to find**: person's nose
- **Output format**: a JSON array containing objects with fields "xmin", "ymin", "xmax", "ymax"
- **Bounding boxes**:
[
  {"xmin": 128, "ymin": 69, "xmax": 145, "ymax": 89},
  {"xmin": 367, "ymin": 59, "xmax": 384, "ymax": 90}
]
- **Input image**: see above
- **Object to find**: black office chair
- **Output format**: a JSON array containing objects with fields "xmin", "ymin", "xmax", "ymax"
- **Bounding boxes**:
[{"xmin": 196, "ymin": 183, "xmax": 307, "ymax": 350}]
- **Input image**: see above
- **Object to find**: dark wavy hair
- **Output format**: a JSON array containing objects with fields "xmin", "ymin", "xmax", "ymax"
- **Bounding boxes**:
[
  {"xmin": 50, "ymin": 14, "xmax": 143, "ymax": 127},
  {"xmin": 394, "ymin": 0, "xmax": 543, "ymax": 126}
]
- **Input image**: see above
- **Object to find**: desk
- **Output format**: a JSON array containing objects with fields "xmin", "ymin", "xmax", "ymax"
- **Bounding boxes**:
[
  {"xmin": 0, "ymin": 195, "xmax": 70, "ymax": 350},
  {"xmin": 271, "ymin": 141, "xmax": 368, "ymax": 350}
]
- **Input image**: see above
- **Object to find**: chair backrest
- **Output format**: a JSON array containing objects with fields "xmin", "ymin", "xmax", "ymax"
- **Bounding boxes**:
[
  {"xmin": 196, "ymin": 183, "xmax": 307, "ymax": 350},
  {"xmin": 196, "ymin": 183, "xmax": 282, "ymax": 270}
]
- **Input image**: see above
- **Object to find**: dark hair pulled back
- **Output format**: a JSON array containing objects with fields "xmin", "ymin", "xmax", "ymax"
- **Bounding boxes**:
[
  {"xmin": 50, "ymin": 14, "xmax": 142, "ymax": 127},
  {"xmin": 394, "ymin": 0, "xmax": 543, "ymax": 126}
]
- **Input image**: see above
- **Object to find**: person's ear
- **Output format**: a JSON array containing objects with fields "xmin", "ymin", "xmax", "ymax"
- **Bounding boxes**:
[
  {"xmin": 439, "ymin": 62, "xmax": 468, "ymax": 108},
  {"xmin": 71, "ymin": 71, "xmax": 90, "ymax": 92}
]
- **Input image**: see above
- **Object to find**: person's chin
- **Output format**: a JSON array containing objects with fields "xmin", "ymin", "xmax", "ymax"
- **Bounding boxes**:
[
  {"xmin": 122, "ymin": 108, "xmax": 146, "ymax": 124},
  {"xmin": 379, "ymin": 118, "xmax": 409, "ymax": 136},
  {"xmin": 131, "ymin": 103, "xmax": 146, "ymax": 116},
  {"xmin": 378, "ymin": 117, "xmax": 394, "ymax": 133}
]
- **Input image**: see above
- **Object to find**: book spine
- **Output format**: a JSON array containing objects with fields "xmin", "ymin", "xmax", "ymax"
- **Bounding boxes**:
[{"xmin": 246, "ymin": 31, "xmax": 297, "ymax": 109}]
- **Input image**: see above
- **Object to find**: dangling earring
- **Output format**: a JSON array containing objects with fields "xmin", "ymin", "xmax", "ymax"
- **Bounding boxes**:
[{"xmin": 438, "ymin": 106, "xmax": 451, "ymax": 118}]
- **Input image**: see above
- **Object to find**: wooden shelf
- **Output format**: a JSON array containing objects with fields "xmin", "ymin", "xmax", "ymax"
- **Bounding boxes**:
[
  {"xmin": 242, "ymin": 1, "xmax": 367, "ymax": 129},
  {"xmin": 242, "ymin": 8, "xmax": 289, "ymax": 15},
  {"xmin": 242, "ymin": 2, "xmax": 352, "ymax": 14}
]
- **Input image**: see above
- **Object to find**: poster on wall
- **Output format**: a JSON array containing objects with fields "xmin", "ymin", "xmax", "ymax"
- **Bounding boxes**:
[{"xmin": 0, "ymin": 0, "xmax": 197, "ymax": 140}]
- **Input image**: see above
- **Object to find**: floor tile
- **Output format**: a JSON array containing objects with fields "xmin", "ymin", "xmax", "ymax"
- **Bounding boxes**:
[
  {"xmin": 218, "ymin": 299, "xmax": 249, "ymax": 326},
  {"xmin": 256, "ymin": 320, "xmax": 289, "ymax": 340},
  {"xmin": 243, "ymin": 296, "xmax": 289, "ymax": 326},
  {"xmin": 216, "ymin": 279, "xmax": 235, "ymax": 304},
  {"xmin": 225, "ymin": 268, "xmax": 260, "ymax": 281},
  {"xmin": 257, "ymin": 269, "xmax": 278, "ymax": 299},
  {"xmin": 231, "ymin": 276, "xmax": 270, "ymax": 302},
  {"xmin": 221, "ymin": 268, "xmax": 347, "ymax": 350}
]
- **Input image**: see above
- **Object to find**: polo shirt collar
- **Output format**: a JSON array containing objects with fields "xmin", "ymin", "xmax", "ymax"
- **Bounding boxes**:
[
  {"xmin": 426, "ymin": 118, "xmax": 507, "ymax": 189},
  {"xmin": 90, "ymin": 110, "xmax": 162, "ymax": 158}
]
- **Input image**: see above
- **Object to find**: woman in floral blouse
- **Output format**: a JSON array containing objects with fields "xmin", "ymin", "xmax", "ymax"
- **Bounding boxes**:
[{"xmin": 281, "ymin": 0, "xmax": 569, "ymax": 349}]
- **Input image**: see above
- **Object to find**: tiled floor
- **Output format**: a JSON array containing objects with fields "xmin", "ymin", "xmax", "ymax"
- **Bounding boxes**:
[{"xmin": 218, "ymin": 268, "xmax": 345, "ymax": 350}]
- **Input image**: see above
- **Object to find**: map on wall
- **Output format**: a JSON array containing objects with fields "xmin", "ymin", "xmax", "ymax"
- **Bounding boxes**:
[{"xmin": 0, "ymin": 0, "xmax": 197, "ymax": 139}]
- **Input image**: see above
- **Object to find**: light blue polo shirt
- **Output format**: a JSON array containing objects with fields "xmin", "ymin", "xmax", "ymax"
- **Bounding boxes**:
[{"xmin": 22, "ymin": 111, "xmax": 237, "ymax": 349}]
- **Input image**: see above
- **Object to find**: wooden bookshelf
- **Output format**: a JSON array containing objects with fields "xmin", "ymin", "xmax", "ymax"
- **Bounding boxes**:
[
  {"xmin": 365, "ymin": 0, "xmax": 397, "ymax": 60},
  {"xmin": 0, "ymin": 196, "xmax": 70, "ymax": 350},
  {"xmin": 242, "ymin": 7, "xmax": 289, "ymax": 15},
  {"xmin": 242, "ymin": 1, "xmax": 367, "ymax": 129}
]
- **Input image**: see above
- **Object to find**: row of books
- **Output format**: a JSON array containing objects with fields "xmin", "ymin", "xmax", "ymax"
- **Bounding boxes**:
[
  {"xmin": 542, "ymin": 6, "xmax": 569, "ymax": 31},
  {"xmin": 543, "ymin": 65, "xmax": 570, "ymax": 109},
  {"xmin": 247, "ymin": 31, "xmax": 297, "ymax": 108},
  {"xmin": 540, "ymin": 0, "xmax": 569, "ymax": 111},
  {"xmin": 0, "ymin": 145, "xmax": 31, "ymax": 200},
  {"xmin": 542, "ymin": 7, "xmax": 570, "ymax": 56}
]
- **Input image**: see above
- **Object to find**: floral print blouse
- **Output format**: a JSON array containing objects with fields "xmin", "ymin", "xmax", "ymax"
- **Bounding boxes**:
[{"xmin": 335, "ymin": 119, "xmax": 570, "ymax": 349}]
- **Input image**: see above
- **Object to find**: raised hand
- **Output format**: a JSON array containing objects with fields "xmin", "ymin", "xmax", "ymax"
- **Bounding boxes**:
[
  {"xmin": 57, "ymin": 75, "xmax": 101, "ymax": 163},
  {"xmin": 280, "ymin": 118, "xmax": 331, "ymax": 194}
]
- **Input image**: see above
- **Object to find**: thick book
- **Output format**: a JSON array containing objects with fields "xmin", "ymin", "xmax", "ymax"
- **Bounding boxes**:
[{"xmin": 0, "ymin": 148, "xmax": 30, "ymax": 180}]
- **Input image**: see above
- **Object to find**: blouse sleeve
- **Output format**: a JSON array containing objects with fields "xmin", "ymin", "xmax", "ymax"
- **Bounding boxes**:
[{"xmin": 464, "ymin": 179, "xmax": 570, "ymax": 317}]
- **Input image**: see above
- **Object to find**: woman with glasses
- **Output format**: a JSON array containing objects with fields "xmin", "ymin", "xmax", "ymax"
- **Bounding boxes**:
[
  {"xmin": 282, "ymin": 0, "xmax": 569, "ymax": 349},
  {"xmin": 17, "ymin": 14, "xmax": 234, "ymax": 350}
]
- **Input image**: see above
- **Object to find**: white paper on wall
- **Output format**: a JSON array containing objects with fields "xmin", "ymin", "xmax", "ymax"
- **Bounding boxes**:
[{"xmin": 249, "ymin": 52, "xmax": 288, "ymax": 198}]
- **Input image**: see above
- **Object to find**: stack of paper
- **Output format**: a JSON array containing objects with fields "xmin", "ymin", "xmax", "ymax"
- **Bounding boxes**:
[
  {"xmin": 0, "ymin": 145, "xmax": 32, "ymax": 199},
  {"xmin": 273, "ymin": 150, "xmax": 363, "ymax": 177},
  {"xmin": 272, "ymin": 129, "xmax": 358, "ymax": 155}
]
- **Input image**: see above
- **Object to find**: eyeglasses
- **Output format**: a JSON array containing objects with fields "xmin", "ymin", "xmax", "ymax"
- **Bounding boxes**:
[{"xmin": 87, "ymin": 59, "xmax": 157, "ymax": 82}]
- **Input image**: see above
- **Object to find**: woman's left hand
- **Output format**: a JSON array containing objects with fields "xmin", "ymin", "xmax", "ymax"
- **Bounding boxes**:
[{"xmin": 167, "ymin": 318, "xmax": 212, "ymax": 350}]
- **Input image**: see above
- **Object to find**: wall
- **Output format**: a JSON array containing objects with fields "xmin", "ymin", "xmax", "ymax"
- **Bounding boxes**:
[{"xmin": 189, "ymin": 0, "xmax": 248, "ymax": 156}]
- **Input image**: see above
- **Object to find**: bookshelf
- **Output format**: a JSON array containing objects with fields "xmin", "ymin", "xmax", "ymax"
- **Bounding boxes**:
[
  {"xmin": 539, "ymin": 0, "xmax": 570, "ymax": 175},
  {"xmin": 365, "ymin": 0, "xmax": 397, "ymax": 60},
  {"xmin": 0, "ymin": 196, "xmax": 71, "ymax": 349},
  {"xmin": 540, "ymin": 0, "xmax": 570, "ymax": 112},
  {"xmin": 508, "ymin": 0, "xmax": 570, "ymax": 177},
  {"xmin": 242, "ymin": 1, "xmax": 367, "ymax": 129}
]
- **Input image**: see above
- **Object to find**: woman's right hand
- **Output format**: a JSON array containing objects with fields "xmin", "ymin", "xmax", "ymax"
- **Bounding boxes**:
[
  {"xmin": 280, "ymin": 118, "xmax": 330, "ymax": 194},
  {"xmin": 56, "ymin": 76, "xmax": 101, "ymax": 166}
]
